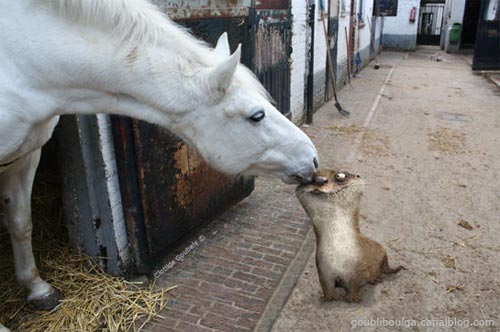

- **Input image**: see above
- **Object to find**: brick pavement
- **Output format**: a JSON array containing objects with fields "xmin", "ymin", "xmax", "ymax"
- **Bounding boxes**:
[
  {"xmin": 142, "ymin": 53, "xmax": 403, "ymax": 332},
  {"xmin": 144, "ymin": 179, "xmax": 310, "ymax": 332}
]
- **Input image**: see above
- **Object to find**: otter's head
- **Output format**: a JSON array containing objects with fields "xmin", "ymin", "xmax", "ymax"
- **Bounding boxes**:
[{"xmin": 295, "ymin": 169, "xmax": 364, "ymax": 218}]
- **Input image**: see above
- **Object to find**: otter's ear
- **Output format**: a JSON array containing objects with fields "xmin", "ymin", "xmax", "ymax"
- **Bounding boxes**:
[
  {"xmin": 214, "ymin": 32, "xmax": 230, "ymax": 57},
  {"xmin": 205, "ymin": 44, "xmax": 241, "ymax": 94}
]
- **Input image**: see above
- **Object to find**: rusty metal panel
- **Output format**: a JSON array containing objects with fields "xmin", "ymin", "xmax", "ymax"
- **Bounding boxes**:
[
  {"xmin": 152, "ymin": 0, "xmax": 251, "ymax": 19},
  {"xmin": 253, "ymin": 8, "xmax": 292, "ymax": 116},
  {"xmin": 130, "ymin": 121, "xmax": 253, "ymax": 257},
  {"xmin": 255, "ymin": 0, "xmax": 289, "ymax": 9}
]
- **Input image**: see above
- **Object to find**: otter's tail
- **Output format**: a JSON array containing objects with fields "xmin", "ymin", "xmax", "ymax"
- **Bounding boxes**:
[{"xmin": 381, "ymin": 255, "xmax": 406, "ymax": 274}]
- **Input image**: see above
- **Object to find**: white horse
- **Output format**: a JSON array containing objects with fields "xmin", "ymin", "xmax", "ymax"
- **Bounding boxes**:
[{"xmin": 0, "ymin": 0, "xmax": 320, "ymax": 330}]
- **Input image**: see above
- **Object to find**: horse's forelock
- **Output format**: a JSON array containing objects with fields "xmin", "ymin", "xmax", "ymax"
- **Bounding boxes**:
[{"xmin": 234, "ymin": 66, "xmax": 274, "ymax": 103}]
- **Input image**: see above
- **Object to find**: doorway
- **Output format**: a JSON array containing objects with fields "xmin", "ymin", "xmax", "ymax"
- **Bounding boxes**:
[
  {"xmin": 417, "ymin": 1, "xmax": 445, "ymax": 45},
  {"xmin": 461, "ymin": 0, "xmax": 482, "ymax": 47}
]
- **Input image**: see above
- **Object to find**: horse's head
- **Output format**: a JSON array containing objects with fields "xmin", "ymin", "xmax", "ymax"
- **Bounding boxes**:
[{"xmin": 182, "ymin": 33, "xmax": 319, "ymax": 184}]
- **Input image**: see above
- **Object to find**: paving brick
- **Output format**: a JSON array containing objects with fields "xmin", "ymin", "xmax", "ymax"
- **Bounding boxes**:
[
  {"xmin": 241, "ymin": 256, "xmax": 274, "ymax": 270},
  {"xmin": 263, "ymin": 254, "xmax": 291, "ymax": 267},
  {"xmin": 271, "ymin": 242, "xmax": 299, "ymax": 253},
  {"xmin": 200, "ymin": 313, "xmax": 251, "ymax": 332},
  {"xmin": 235, "ymin": 247, "xmax": 264, "ymax": 260},
  {"xmin": 250, "ymin": 243, "xmax": 282, "ymax": 256},
  {"xmin": 147, "ymin": 319, "xmax": 179, "ymax": 331},
  {"xmin": 251, "ymin": 266, "xmax": 282, "ymax": 281},
  {"xmin": 236, "ymin": 312, "xmax": 261, "ymax": 329},
  {"xmin": 176, "ymin": 321, "xmax": 215, "ymax": 332},
  {"xmin": 213, "ymin": 257, "xmax": 252, "ymax": 273},
  {"xmin": 189, "ymin": 299, "xmax": 213, "ymax": 316},
  {"xmin": 232, "ymin": 270, "xmax": 268, "ymax": 286},
  {"xmin": 210, "ymin": 302, "xmax": 252, "ymax": 320},
  {"xmin": 140, "ymin": 98, "xmax": 337, "ymax": 332},
  {"xmin": 164, "ymin": 309, "xmax": 201, "ymax": 325}
]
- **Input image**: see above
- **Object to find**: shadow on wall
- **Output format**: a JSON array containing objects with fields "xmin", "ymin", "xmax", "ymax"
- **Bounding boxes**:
[{"xmin": 382, "ymin": 34, "xmax": 418, "ymax": 50}]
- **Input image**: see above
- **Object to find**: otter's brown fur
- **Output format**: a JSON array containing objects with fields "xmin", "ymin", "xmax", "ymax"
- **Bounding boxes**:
[{"xmin": 296, "ymin": 169, "xmax": 404, "ymax": 302}]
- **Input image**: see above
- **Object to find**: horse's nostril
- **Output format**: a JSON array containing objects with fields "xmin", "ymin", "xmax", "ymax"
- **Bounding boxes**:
[{"xmin": 313, "ymin": 157, "xmax": 319, "ymax": 170}]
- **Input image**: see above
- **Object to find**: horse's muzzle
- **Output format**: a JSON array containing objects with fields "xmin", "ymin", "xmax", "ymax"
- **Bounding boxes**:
[{"xmin": 289, "ymin": 157, "xmax": 326, "ymax": 185}]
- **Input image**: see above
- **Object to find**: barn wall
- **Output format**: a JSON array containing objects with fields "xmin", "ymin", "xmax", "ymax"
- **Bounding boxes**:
[
  {"xmin": 382, "ymin": 0, "xmax": 420, "ymax": 50},
  {"xmin": 289, "ymin": 0, "xmax": 383, "ymax": 123},
  {"xmin": 312, "ymin": 1, "xmax": 329, "ymax": 111},
  {"xmin": 290, "ymin": 0, "xmax": 309, "ymax": 123}
]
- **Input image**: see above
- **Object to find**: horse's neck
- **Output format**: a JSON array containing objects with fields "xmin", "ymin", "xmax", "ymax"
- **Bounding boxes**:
[{"xmin": 3, "ymin": 2, "xmax": 206, "ymax": 134}]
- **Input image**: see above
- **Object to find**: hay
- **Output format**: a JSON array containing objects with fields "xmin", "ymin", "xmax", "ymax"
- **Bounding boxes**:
[
  {"xmin": 1, "ymin": 168, "xmax": 172, "ymax": 332},
  {"xmin": 326, "ymin": 124, "xmax": 362, "ymax": 135},
  {"xmin": 360, "ymin": 130, "xmax": 391, "ymax": 157},
  {"xmin": 441, "ymin": 255, "xmax": 456, "ymax": 270},
  {"xmin": 428, "ymin": 127, "xmax": 466, "ymax": 155},
  {"xmin": 446, "ymin": 284, "xmax": 465, "ymax": 293},
  {"xmin": 457, "ymin": 219, "xmax": 473, "ymax": 230}
]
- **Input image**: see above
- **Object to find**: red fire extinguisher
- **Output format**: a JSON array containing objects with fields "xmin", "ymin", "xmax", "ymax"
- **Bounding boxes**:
[{"xmin": 409, "ymin": 7, "xmax": 417, "ymax": 23}]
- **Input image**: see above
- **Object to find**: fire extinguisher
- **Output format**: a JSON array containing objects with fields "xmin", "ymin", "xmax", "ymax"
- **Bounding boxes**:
[{"xmin": 409, "ymin": 7, "xmax": 417, "ymax": 23}]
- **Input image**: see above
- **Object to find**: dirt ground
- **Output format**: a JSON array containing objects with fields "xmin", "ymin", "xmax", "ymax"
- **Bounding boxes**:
[{"xmin": 270, "ymin": 48, "xmax": 500, "ymax": 332}]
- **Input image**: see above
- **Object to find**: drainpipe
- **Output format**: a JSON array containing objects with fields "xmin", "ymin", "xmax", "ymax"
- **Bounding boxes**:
[{"xmin": 306, "ymin": 1, "xmax": 316, "ymax": 124}]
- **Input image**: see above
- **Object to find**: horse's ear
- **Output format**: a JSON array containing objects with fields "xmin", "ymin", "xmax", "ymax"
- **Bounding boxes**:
[
  {"xmin": 207, "ymin": 44, "xmax": 241, "ymax": 94},
  {"xmin": 214, "ymin": 32, "xmax": 230, "ymax": 57}
]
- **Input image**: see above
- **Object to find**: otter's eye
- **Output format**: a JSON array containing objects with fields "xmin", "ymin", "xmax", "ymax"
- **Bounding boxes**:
[
  {"xmin": 249, "ymin": 110, "xmax": 265, "ymax": 123},
  {"xmin": 335, "ymin": 173, "xmax": 346, "ymax": 182}
]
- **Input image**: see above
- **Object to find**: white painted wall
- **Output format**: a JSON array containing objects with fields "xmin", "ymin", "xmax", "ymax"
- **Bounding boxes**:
[
  {"xmin": 335, "ymin": 1, "xmax": 382, "ymax": 83},
  {"xmin": 312, "ymin": 0, "xmax": 328, "ymax": 109},
  {"xmin": 96, "ymin": 114, "xmax": 131, "ymax": 268},
  {"xmin": 382, "ymin": 0, "xmax": 420, "ymax": 50},
  {"xmin": 290, "ymin": 0, "xmax": 309, "ymax": 123},
  {"xmin": 384, "ymin": 0, "xmax": 420, "ymax": 34},
  {"xmin": 289, "ymin": 0, "xmax": 382, "ymax": 122},
  {"xmin": 337, "ymin": 9, "xmax": 351, "ymax": 84},
  {"xmin": 486, "ymin": 0, "xmax": 498, "ymax": 19},
  {"xmin": 313, "ymin": 2, "xmax": 328, "ymax": 75},
  {"xmin": 358, "ymin": 0, "xmax": 374, "ymax": 52}
]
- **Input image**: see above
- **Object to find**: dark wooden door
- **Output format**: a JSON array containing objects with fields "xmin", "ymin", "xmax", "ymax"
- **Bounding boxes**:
[
  {"xmin": 462, "ymin": 0, "xmax": 482, "ymax": 47},
  {"xmin": 111, "ymin": 9, "xmax": 255, "ymax": 273},
  {"xmin": 252, "ymin": 0, "xmax": 292, "ymax": 117},
  {"xmin": 472, "ymin": 0, "xmax": 500, "ymax": 69}
]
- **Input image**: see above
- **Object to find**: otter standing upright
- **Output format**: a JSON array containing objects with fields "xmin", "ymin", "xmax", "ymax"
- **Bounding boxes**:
[{"xmin": 296, "ymin": 169, "xmax": 404, "ymax": 302}]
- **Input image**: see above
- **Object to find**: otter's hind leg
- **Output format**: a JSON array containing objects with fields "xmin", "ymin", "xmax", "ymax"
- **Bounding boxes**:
[{"xmin": 381, "ymin": 254, "xmax": 405, "ymax": 274}]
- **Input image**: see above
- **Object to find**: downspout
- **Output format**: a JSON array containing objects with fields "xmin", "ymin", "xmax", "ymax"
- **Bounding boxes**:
[{"xmin": 306, "ymin": 0, "xmax": 316, "ymax": 124}]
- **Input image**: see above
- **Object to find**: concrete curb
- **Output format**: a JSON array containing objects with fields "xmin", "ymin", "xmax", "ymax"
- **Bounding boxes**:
[{"xmin": 254, "ymin": 228, "xmax": 316, "ymax": 332}]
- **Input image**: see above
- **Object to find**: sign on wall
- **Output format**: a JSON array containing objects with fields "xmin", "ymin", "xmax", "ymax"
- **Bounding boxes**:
[{"xmin": 373, "ymin": 0, "xmax": 398, "ymax": 16}]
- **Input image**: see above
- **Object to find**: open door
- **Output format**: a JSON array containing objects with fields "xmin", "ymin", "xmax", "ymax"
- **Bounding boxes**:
[
  {"xmin": 472, "ymin": 0, "xmax": 500, "ymax": 69},
  {"xmin": 417, "ymin": 1, "xmax": 445, "ymax": 45}
]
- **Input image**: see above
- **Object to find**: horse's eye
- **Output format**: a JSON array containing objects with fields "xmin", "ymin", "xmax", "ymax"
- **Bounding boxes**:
[{"xmin": 249, "ymin": 110, "xmax": 265, "ymax": 123}]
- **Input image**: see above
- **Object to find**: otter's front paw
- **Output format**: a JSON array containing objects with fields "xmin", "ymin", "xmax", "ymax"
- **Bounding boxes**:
[
  {"xmin": 345, "ymin": 294, "xmax": 361, "ymax": 303},
  {"xmin": 322, "ymin": 294, "xmax": 337, "ymax": 302}
]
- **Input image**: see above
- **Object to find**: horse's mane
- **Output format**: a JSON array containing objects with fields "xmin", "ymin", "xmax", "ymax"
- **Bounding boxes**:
[
  {"xmin": 49, "ymin": 0, "xmax": 204, "ymax": 49},
  {"xmin": 47, "ymin": 0, "xmax": 272, "ymax": 102}
]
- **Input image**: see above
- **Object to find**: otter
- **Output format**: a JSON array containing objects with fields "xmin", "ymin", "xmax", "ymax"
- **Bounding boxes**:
[{"xmin": 296, "ymin": 169, "xmax": 404, "ymax": 302}]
